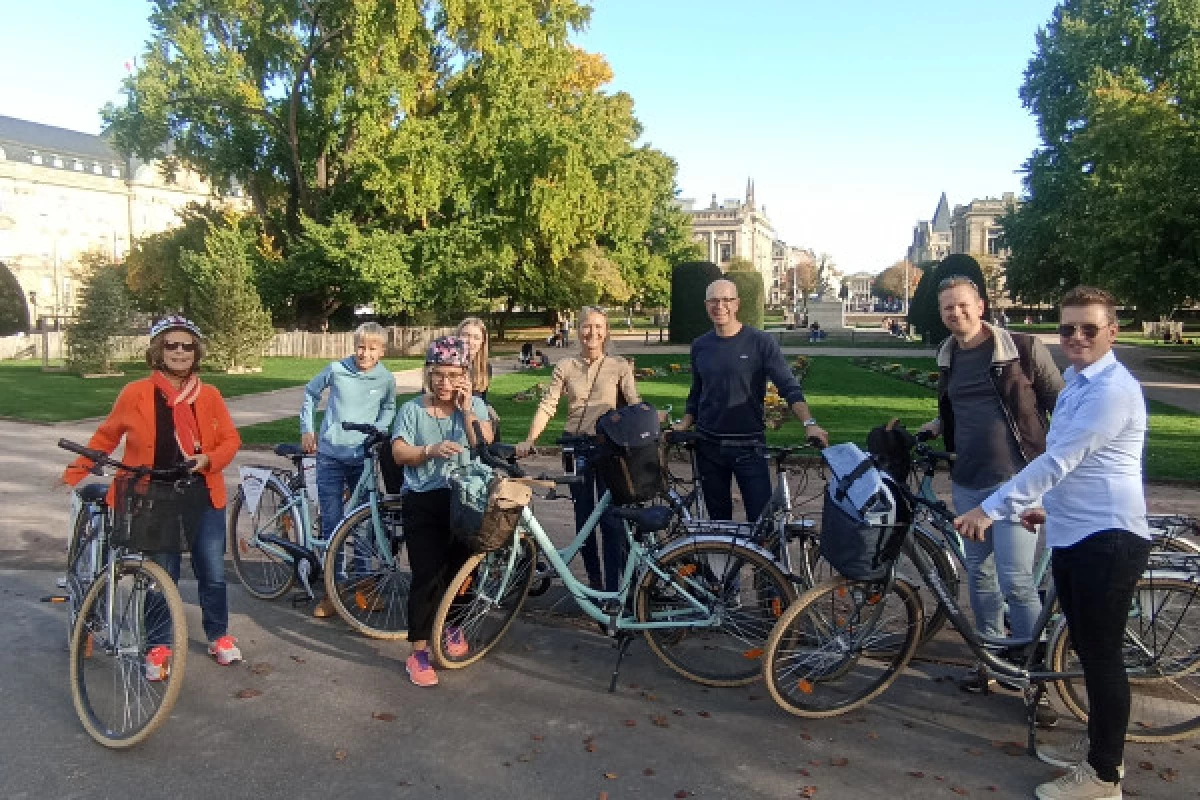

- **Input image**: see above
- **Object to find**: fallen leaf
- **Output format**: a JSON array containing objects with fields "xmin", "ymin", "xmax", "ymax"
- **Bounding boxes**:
[
  {"xmin": 250, "ymin": 662, "xmax": 273, "ymax": 676},
  {"xmin": 907, "ymin": 771, "xmax": 925, "ymax": 778},
  {"xmin": 1159, "ymin": 767, "xmax": 1178, "ymax": 782},
  {"xmin": 673, "ymin": 709, "xmax": 686, "ymax": 716},
  {"xmin": 799, "ymin": 787, "xmax": 818, "ymax": 798},
  {"xmin": 235, "ymin": 688, "xmax": 262, "ymax": 699},
  {"xmin": 623, "ymin": 719, "xmax": 637, "ymax": 727},
  {"xmin": 866, "ymin": 731, "xmax": 879, "ymax": 740},
  {"xmin": 290, "ymin": 655, "xmax": 306, "ymax": 664},
  {"xmin": 935, "ymin": 775, "xmax": 945, "ymax": 781},
  {"xmin": 650, "ymin": 715, "xmax": 669, "ymax": 728},
  {"xmin": 798, "ymin": 768, "xmax": 810, "ymax": 777},
  {"xmin": 604, "ymin": 772, "xmax": 618, "ymax": 780},
  {"xmin": 829, "ymin": 757, "xmax": 849, "ymax": 767},
  {"xmin": 674, "ymin": 792, "xmax": 691, "ymax": 799},
  {"xmin": 372, "ymin": 711, "xmax": 395, "ymax": 722},
  {"xmin": 585, "ymin": 742, "xmax": 597, "ymax": 753},
  {"xmin": 531, "ymin": 734, "xmax": 544, "ymax": 741},
  {"xmin": 800, "ymin": 733, "xmax": 813, "ymax": 741},
  {"xmin": 333, "ymin": 749, "xmax": 347, "ymax": 761},
  {"xmin": 951, "ymin": 787, "xmax": 968, "ymax": 795},
  {"xmin": 1138, "ymin": 760, "xmax": 1155, "ymax": 771},
  {"xmin": 697, "ymin": 711, "xmax": 711, "ymax": 718}
]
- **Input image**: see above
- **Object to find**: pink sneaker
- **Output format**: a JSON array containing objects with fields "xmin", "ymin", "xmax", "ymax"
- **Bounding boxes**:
[
  {"xmin": 443, "ymin": 627, "xmax": 469, "ymax": 659},
  {"xmin": 406, "ymin": 649, "xmax": 439, "ymax": 687},
  {"xmin": 208, "ymin": 635, "xmax": 243, "ymax": 665},
  {"xmin": 145, "ymin": 645, "xmax": 172, "ymax": 682}
]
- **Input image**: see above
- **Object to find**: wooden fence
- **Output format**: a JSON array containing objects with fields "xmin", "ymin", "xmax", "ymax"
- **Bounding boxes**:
[{"xmin": 1, "ymin": 326, "xmax": 457, "ymax": 363}]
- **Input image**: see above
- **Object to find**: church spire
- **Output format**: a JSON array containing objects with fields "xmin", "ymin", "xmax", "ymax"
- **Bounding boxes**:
[{"xmin": 745, "ymin": 177, "xmax": 756, "ymax": 210}]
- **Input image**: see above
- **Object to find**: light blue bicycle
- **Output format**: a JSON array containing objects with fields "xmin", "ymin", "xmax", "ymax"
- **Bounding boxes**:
[{"xmin": 428, "ymin": 427, "xmax": 797, "ymax": 689}]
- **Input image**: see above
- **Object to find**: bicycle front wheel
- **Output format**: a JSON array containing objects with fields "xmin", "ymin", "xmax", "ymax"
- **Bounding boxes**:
[
  {"xmin": 324, "ymin": 500, "xmax": 411, "ymax": 640},
  {"xmin": 430, "ymin": 532, "xmax": 537, "ymax": 668},
  {"xmin": 764, "ymin": 577, "xmax": 923, "ymax": 718},
  {"xmin": 229, "ymin": 479, "xmax": 300, "ymax": 600},
  {"xmin": 1049, "ymin": 575, "xmax": 1200, "ymax": 742},
  {"xmin": 635, "ymin": 539, "xmax": 797, "ymax": 687},
  {"xmin": 66, "ymin": 508, "xmax": 105, "ymax": 640},
  {"xmin": 69, "ymin": 558, "xmax": 187, "ymax": 748}
]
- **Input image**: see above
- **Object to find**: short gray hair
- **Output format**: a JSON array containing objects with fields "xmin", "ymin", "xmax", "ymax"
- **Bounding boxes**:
[
  {"xmin": 578, "ymin": 305, "xmax": 611, "ymax": 354},
  {"xmin": 354, "ymin": 322, "xmax": 387, "ymax": 345}
]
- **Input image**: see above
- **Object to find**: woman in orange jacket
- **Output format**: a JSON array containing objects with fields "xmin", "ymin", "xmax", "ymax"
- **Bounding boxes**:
[{"xmin": 63, "ymin": 316, "xmax": 243, "ymax": 676}]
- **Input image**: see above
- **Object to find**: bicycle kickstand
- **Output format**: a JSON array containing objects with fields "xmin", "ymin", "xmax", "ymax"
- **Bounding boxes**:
[
  {"xmin": 608, "ymin": 633, "xmax": 634, "ymax": 693},
  {"xmin": 1024, "ymin": 682, "xmax": 1046, "ymax": 757}
]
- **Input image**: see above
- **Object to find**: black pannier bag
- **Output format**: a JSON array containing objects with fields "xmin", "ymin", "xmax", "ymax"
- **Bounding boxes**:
[
  {"xmin": 594, "ymin": 402, "xmax": 666, "ymax": 505},
  {"xmin": 817, "ymin": 442, "xmax": 906, "ymax": 582}
]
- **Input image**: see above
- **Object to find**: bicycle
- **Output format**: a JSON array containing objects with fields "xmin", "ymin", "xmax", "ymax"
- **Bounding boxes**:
[
  {"xmin": 57, "ymin": 439, "xmax": 193, "ymax": 748},
  {"xmin": 428, "ymin": 422, "xmax": 798, "ymax": 689},
  {"xmin": 763, "ymin": 467, "xmax": 1200, "ymax": 751},
  {"xmin": 228, "ymin": 422, "xmax": 411, "ymax": 639}
]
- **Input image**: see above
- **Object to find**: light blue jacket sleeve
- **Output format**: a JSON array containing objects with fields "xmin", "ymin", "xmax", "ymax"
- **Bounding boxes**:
[
  {"xmin": 300, "ymin": 364, "xmax": 334, "ymax": 435},
  {"xmin": 374, "ymin": 370, "xmax": 397, "ymax": 429}
]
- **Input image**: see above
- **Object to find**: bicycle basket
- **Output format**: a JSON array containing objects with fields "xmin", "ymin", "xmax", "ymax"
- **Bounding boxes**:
[
  {"xmin": 817, "ymin": 443, "xmax": 906, "ymax": 582},
  {"xmin": 111, "ymin": 473, "xmax": 207, "ymax": 553},
  {"xmin": 448, "ymin": 462, "xmax": 531, "ymax": 553}
]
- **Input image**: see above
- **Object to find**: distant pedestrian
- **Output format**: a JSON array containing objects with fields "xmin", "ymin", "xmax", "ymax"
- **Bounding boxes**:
[{"xmin": 560, "ymin": 313, "xmax": 571, "ymax": 348}]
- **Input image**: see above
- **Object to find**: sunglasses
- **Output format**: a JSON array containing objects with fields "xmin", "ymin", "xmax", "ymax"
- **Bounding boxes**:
[
  {"xmin": 163, "ymin": 341, "xmax": 197, "ymax": 352},
  {"xmin": 1057, "ymin": 323, "xmax": 1103, "ymax": 339}
]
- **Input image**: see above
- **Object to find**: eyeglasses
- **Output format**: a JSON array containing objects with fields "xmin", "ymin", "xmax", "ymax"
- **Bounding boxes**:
[
  {"xmin": 430, "ymin": 370, "xmax": 463, "ymax": 383},
  {"xmin": 706, "ymin": 297, "xmax": 738, "ymax": 306},
  {"xmin": 1057, "ymin": 323, "xmax": 1102, "ymax": 339},
  {"xmin": 163, "ymin": 341, "xmax": 197, "ymax": 352}
]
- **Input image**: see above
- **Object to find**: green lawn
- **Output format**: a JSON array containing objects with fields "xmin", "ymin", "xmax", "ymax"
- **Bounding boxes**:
[
  {"xmin": 0, "ymin": 357, "xmax": 423, "ymax": 423},
  {"xmin": 238, "ymin": 353, "xmax": 1199, "ymax": 481}
]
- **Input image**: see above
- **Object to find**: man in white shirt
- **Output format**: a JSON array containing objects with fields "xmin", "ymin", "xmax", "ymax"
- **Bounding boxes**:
[{"xmin": 955, "ymin": 287, "xmax": 1150, "ymax": 800}]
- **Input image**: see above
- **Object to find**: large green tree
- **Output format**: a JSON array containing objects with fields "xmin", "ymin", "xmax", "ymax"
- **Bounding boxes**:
[
  {"xmin": 106, "ymin": 1, "xmax": 691, "ymax": 330},
  {"xmin": 1005, "ymin": 0, "xmax": 1200, "ymax": 315}
]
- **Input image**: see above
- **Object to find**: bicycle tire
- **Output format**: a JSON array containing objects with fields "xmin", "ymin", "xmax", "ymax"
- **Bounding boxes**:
[
  {"xmin": 324, "ymin": 499, "xmax": 411, "ymax": 640},
  {"xmin": 69, "ymin": 558, "xmax": 187, "ymax": 748},
  {"xmin": 1049, "ymin": 575, "xmax": 1200, "ymax": 742},
  {"xmin": 635, "ymin": 539, "xmax": 797, "ymax": 687},
  {"xmin": 430, "ymin": 532, "xmax": 537, "ymax": 668},
  {"xmin": 229, "ymin": 478, "xmax": 300, "ymax": 600},
  {"xmin": 65, "ymin": 506, "xmax": 105, "ymax": 640},
  {"xmin": 764, "ymin": 577, "xmax": 923, "ymax": 718}
]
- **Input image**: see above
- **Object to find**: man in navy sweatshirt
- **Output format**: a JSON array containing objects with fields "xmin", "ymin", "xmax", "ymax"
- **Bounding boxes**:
[{"xmin": 676, "ymin": 279, "xmax": 828, "ymax": 521}]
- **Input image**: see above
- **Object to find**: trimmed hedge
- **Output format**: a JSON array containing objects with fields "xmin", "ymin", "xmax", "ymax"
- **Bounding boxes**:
[
  {"xmin": 0, "ymin": 262, "xmax": 30, "ymax": 335},
  {"xmin": 669, "ymin": 261, "xmax": 723, "ymax": 344},
  {"xmin": 726, "ymin": 269, "xmax": 765, "ymax": 329}
]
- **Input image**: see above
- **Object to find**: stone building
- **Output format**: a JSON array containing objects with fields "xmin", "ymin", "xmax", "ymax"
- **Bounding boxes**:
[
  {"xmin": 949, "ymin": 192, "xmax": 1020, "ymax": 309},
  {"xmin": 906, "ymin": 192, "xmax": 952, "ymax": 265},
  {"xmin": 678, "ymin": 179, "xmax": 776, "ymax": 292},
  {"xmin": 842, "ymin": 271, "xmax": 875, "ymax": 313},
  {"xmin": 771, "ymin": 241, "xmax": 816, "ymax": 308},
  {"xmin": 0, "ymin": 115, "xmax": 246, "ymax": 326}
]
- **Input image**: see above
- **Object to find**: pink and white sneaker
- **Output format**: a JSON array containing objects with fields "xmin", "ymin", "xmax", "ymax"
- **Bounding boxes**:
[{"xmin": 208, "ymin": 635, "xmax": 243, "ymax": 665}]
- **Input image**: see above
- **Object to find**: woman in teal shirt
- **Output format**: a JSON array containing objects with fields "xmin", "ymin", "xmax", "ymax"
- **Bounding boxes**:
[{"xmin": 391, "ymin": 336, "xmax": 493, "ymax": 687}]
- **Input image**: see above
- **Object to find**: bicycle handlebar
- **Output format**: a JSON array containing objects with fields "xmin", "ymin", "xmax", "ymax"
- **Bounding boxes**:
[
  {"xmin": 58, "ymin": 438, "xmax": 196, "ymax": 479},
  {"xmin": 471, "ymin": 420, "xmax": 526, "ymax": 478},
  {"xmin": 340, "ymin": 421, "xmax": 391, "ymax": 450}
]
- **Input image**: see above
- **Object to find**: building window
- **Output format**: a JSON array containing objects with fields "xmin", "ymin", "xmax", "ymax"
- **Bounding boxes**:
[
  {"xmin": 986, "ymin": 229, "xmax": 1002, "ymax": 255},
  {"xmin": 30, "ymin": 151, "xmax": 42, "ymax": 165},
  {"xmin": 74, "ymin": 160, "xmax": 84, "ymax": 171},
  {"xmin": 719, "ymin": 243, "xmax": 732, "ymax": 263},
  {"xmin": 109, "ymin": 165, "xmax": 121, "ymax": 177},
  {"xmin": 52, "ymin": 155, "xmax": 64, "ymax": 168},
  {"xmin": 92, "ymin": 163, "xmax": 102, "ymax": 174}
]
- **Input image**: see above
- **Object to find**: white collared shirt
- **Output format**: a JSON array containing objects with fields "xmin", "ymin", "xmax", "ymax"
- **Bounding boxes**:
[{"xmin": 980, "ymin": 350, "xmax": 1148, "ymax": 548}]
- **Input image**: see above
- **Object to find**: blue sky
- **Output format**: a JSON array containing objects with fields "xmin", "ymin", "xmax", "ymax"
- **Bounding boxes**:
[{"xmin": 1, "ymin": 0, "xmax": 1059, "ymax": 274}]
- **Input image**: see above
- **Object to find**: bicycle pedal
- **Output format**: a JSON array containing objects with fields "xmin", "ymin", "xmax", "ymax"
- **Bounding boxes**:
[{"xmin": 42, "ymin": 595, "xmax": 69, "ymax": 603}]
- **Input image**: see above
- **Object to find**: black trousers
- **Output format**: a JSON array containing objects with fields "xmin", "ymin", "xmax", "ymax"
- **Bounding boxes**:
[
  {"xmin": 1051, "ymin": 529, "xmax": 1152, "ymax": 782},
  {"xmin": 401, "ymin": 488, "xmax": 470, "ymax": 644}
]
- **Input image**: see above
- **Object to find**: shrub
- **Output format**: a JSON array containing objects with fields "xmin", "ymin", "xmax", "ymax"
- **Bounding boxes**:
[
  {"xmin": 726, "ymin": 269, "xmax": 765, "ymax": 329},
  {"xmin": 669, "ymin": 261, "xmax": 723, "ymax": 344},
  {"xmin": 0, "ymin": 262, "xmax": 30, "ymax": 335}
]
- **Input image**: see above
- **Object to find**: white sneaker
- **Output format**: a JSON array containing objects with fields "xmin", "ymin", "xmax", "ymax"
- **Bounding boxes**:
[
  {"xmin": 1035, "ymin": 760, "xmax": 1121, "ymax": 800},
  {"xmin": 1037, "ymin": 736, "xmax": 1124, "ymax": 779}
]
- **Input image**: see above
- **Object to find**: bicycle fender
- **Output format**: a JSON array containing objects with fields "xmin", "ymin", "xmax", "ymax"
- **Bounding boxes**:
[{"xmin": 655, "ymin": 533, "xmax": 777, "ymax": 565}]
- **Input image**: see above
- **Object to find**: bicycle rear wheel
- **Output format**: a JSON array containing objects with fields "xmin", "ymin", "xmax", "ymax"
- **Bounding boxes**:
[
  {"xmin": 635, "ymin": 539, "xmax": 797, "ymax": 687},
  {"xmin": 1049, "ymin": 575, "xmax": 1200, "ymax": 742},
  {"xmin": 430, "ymin": 532, "xmax": 537, "ymax": 668},
  {"xmin": 764, "ymin": 577, "xmax": 923, "ymax": 718},
  {"xmin": 69, "ymin": 558, "xmax": 187, "ymax": 748},
  {"xmin": 229, "ymin": 479, "xmax": 299, "ymax": 599},
  {"xmin": 324, "ymin": 499, "xmax": 411, "ymax": 640}
]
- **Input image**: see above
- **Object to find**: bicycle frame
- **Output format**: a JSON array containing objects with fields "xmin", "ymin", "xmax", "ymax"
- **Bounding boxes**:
[{"xmin": 503, "ymin": 489, "xmax": 730, "ymax": 632}]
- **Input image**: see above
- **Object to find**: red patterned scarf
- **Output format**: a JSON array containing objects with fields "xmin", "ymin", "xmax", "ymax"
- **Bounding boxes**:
[{"xmin": 152, "ymin": 371, "xmax": 203, "ymax": 457}]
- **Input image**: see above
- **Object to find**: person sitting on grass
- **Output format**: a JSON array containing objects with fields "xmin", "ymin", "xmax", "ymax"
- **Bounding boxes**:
[{"xmin": 300, "ymin": 322, "xmax": 397, "ymax": 618}]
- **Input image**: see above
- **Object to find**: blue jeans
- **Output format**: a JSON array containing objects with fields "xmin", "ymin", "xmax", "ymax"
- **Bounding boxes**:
[
  {"xmin": 952, "ymin": 482, "xmax": 1043, "ymax": 641},
  {"xmin": 148, "ymin": 502, "xmax": 228, "ymax": 644},
  {"xmin": 569, "ymin": 453, "xmax": 628, "ymax": 592},
  {"xmin": 316, "ymin": 452, "xmax": 365, "ymax": 540},
  {"xmin": 694, "ymin": 438, "xmax": 772, "ymax": 523}
]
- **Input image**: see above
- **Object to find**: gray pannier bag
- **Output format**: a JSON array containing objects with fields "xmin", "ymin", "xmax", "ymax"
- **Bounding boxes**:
[{"xmin": 817, "ymin": 443, "xmax": 904, "ymax": 582}]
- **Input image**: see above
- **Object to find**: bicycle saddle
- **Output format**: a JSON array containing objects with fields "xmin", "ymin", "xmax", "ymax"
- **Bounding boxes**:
[
  {"xmin": 77, "ymin": 483, "xmax": 110, "ymax": 504},
  {"xmin": 609, "ymin": 505, "xmax": 674, "ymax": 534}
]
